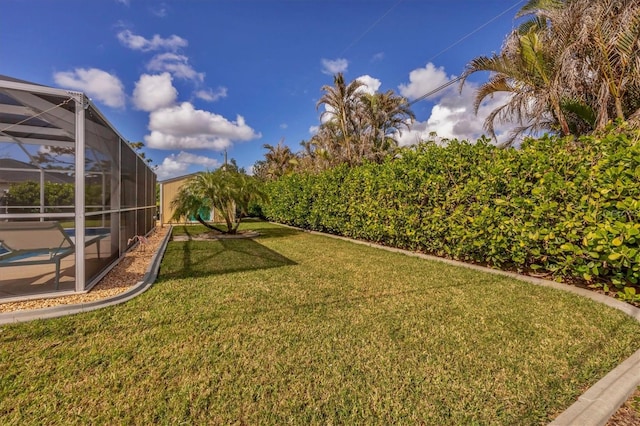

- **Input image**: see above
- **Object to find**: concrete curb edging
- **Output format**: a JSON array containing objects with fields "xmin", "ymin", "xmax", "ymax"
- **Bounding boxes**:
[
  {"xmin": 0, "ymin": 225, "xmax": 173, "ymax": 325},
  {"xmin": 276, "ymin": 223, "xmax": 640, "ymax": 426},
  {"xmin": 549, "ymin": 349, "xmax": 640, "ymax": 426},
  {"xmin": 2, "ymin": 222, "xmax": 638, "ymax": 424}
]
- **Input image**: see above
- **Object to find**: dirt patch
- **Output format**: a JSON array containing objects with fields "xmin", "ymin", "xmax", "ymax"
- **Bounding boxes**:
[
  {"xmin": 0, "ymin": 226, "xmax": 169, "ymax": 313},
  {"xmin": 607, "ymin": 387, "xmax": 640, "ymax": 426}
]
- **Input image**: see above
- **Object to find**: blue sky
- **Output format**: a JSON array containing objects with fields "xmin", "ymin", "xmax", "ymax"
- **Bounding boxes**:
[{"xmin": 2, "ymin": 0, "xmax": 524, "ymax": 180}]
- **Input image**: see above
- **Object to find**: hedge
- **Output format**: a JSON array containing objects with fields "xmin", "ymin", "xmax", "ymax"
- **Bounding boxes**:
[{"xmin": 263, "ymin": 130, "xmax": 640, "ymax": 293}]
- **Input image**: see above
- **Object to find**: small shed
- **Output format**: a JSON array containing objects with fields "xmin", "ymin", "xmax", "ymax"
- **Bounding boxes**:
[{"xmin": 159, "ymin": 173, "xmax": 221, "ymax": 226}]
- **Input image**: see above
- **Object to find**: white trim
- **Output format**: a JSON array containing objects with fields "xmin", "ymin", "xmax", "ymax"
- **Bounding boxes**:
[
  {"xmin": 0, "ymin": 78, "xmax": 80, "ymax": 98},
  {"xmin": 74, "ymin": 97, "xmax": 86, "ymax": 292}
]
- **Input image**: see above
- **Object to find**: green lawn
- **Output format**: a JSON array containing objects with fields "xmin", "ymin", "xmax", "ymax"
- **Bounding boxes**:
[{"xmin": 1, "ymin": 221, "xmax": 639, "ymax": 425}]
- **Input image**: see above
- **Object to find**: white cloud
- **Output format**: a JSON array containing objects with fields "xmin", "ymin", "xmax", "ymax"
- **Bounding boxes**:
[
  {"xmin": 147, "ymin": 133, "xmax": 231, "ymax": 151},
  {"xmin": 355, "ymin": 75, "xmax": 381, "ymax": 95},
  {"xmin": 172, "ymin": 151, "xmax": 220, "ymax": 167},
  {"xmin": 321, "ymin": 58, "xmax": 348, "ymax": 75},
  {"xmin": 152, "ymin": 4, "xmax": 168, "ymax": 17},
  {"xmin": 394, "ymin": 63, "xmax": 520, "ymax": 145},
  {"xmin": 53, "ymin": 68, "xmax": 125, "ymax": 108},
  {"xmin": 319, "ymin": 105, "xmax": 334, "ymax": 124},
  {"xmin": 155, "ymin": 151, "xmax": 220, "ymax": 180},
  {"xmin": 145, "ymin": 102, "xmax": 261, "ymax": 150},
  {"xmin": 132, "ymin": 73, "xmax": 178, "ymax": 112},
  {"xmin": 371, "ymin": 52, "xmax": 384, "ymax": 62},
  {"xmin": 398, "ymin": 62, "xmax": 451, "ymax": 100},
  {"xmin": 115, "ymin": 0, "xmax": 129, "ymax": 6},
  {"xmin": 395, "ymin": 82, "xmax": 514, "ymax": 146},
  {"xmin": 280, "ymin": 123, "xmax": 288, "ymax": 129},
  {"xmin": 117, "ymin": 30, "xmax": 187, "ymax": 52},
  {"xmin": 147, "ymin": 52, "xmax": 204, "ymax": 81},
  {"xmin": 309, "ymin": 125, "xmax": 320, "ymax": 135},
  {"xmin": 195, "ymin": 87, "xmax": 227, "ymax": 102},
  {"xmin": 155, "ymin": 157, "xmax": 189, "ymax": 180}
]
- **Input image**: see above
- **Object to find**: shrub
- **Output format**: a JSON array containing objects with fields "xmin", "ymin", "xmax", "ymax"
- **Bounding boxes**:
[{"xmin": 262, "ymin": 128, "xmax": 640, "ymax": 290}]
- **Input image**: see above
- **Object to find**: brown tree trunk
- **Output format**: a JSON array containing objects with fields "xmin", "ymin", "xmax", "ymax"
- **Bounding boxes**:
[
  {"xmin": 614, "ymin": 95, "xmax": 625, "ymax": 122},
  {"xmin": 195, "ymin": 214, "xmax": 226, "ymax": 233}
]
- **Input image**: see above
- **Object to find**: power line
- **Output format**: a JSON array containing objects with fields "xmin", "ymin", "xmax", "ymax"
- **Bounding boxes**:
[
  {"xmin": 427, "ymin": 0, "xmax": 526, "ymax": 63},
  {"xmin": 316, "ymin": 0, "xmax": 526, "ymax": 130},
  {"xmin": 406, "ymin": 0, "xmax": 525, "ymax": 105},
  {"xmin": 407, "ymin": 76, "xmax": 464, "ymax": 106},
  {"xmin": 339, "ymin": 0, "xmax": 404, "ymax": 57},
  {"xmin": 317, "ymin": 0, "xmax": 526, "ymax": 113}
]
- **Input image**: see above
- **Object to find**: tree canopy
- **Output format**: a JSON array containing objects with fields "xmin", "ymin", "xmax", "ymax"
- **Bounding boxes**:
[
  {"xmin": 255, "ymin": 73, "xmax": 414, "ymax": 178},
  {"xmin": 171, "ymin": 167, "xmax": 265, "ymax": 234},
  {"xmin": 461, "ymin": 0, "xmax": 640, "ymax": 145}
]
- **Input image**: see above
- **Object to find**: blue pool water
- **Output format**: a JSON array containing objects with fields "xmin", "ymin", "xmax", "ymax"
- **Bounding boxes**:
[{"xmin": 64, "ymin": 228, "xmax": 110, "ymax": 237}]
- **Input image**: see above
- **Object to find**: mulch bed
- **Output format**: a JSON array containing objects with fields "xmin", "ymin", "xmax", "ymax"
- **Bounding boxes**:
[{"xmin": 607, "ymin": 388, "xmax": 640, "ymax": 426}]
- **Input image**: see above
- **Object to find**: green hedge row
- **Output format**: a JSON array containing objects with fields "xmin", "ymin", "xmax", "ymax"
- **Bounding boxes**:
[{"xmin": 263, "ymin": 130, "xmax": 640, "ymax": 291}]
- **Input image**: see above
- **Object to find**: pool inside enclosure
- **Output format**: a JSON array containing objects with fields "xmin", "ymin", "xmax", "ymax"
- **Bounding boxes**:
[{"xmin": 0, "ymin": 75, "xmax": 156, "ymax": 301}]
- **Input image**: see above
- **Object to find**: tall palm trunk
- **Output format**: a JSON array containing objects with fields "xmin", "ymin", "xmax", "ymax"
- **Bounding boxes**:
[{"xmin": 550, "ymin": 95, "xmax": 571, "ymax": 135}]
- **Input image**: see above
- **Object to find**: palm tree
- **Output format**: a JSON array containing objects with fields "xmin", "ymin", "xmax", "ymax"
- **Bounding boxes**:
[
  {"xmin": 171, "ymin": 168, "xmax": 265, "ymax": 234},
  {"xmin": 316, "ymin": 73, "xmax": 365, "ymax": 165},
  {"xmin": 308, "ymin": 121, "xmax": 343, "ymax": 169},
  {"xmin": 463, "ymin": 0, "xmax": 640, "ymax": 144},
  {"xmin": 314, "ymin": 73, "xmax": 415, "ymax": 165},
  {"xmin": 261, "ymin": 138, "xmax": 298, "ymax": 180},
  {"xmin": 295, "ymin": 133, "xmax": 340, "ymax": 173},
  {"xmin": 170, "ymin": 178, "xmax": 226, "ymax": 233},
  {"xmin": 359, "ymin": 90, "xmax": 415, "ymax": 161},
  {"xmin": 230, "ymin": 171, "xmax": 267, "ymax": 221},
  {"xmin": 461, "ymin": 26, "xmax": 570, "ymax": 145},
  {"xmin": 540, "ymin": 0, "xmax": 640, "ymax": 128}
]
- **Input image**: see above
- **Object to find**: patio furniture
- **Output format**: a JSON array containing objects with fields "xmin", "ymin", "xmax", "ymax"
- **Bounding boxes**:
[{"xmin": 0, "ymin": 221, "xmax": 105, "ymax": 289}]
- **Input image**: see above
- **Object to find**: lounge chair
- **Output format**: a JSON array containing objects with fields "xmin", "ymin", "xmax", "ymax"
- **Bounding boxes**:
[{"xmin": 0, "ymin": 221, "xmax": 105, "ymax": 289}]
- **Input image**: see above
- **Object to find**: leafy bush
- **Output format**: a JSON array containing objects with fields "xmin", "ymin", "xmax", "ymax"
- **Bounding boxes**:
[
  {"xmin": 6, "ymin": 181, "xmax": 74, "ymax": 213},
  {"xmin": 263, "ymin": 128, "xmax": 640, "ymax": 290}
]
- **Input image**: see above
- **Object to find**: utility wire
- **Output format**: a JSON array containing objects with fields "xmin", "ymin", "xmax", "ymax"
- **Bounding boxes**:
[
  {"xmin": 407, "ymin": 75, "xmax": 464, "ymax": 106},
  {"xmin": 427, "ymin": 0, "xmax": 525, "ymax": 63},
  {"xmin": 339, "ymin": 0, "xmax": 404, "ymax": 57},
  {"xmin": 317, "ymin": 0, "xmax": 526, "ymax": 128},
  {"xmin": 405, "ymin": 0, "xmax": 525, "ymax": 105}
]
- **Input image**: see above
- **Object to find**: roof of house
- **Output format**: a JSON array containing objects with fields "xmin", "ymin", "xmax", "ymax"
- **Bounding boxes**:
[
  {"xmin": 0, "ymin": 159, "xmax": 74, "ymax": 185},
  {"xmin": 158, "ymin": 172, "xmax": 203, "ymax": 185}
]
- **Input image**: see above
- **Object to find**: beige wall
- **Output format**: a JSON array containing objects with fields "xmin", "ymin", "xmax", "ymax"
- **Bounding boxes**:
[
  {"xmin": 160, "ymin": 174, "xmax": 222, "ymax": 225},
  {"xmin": 160, "ymin": 176, "xmax": 190, "ymax": 225}
]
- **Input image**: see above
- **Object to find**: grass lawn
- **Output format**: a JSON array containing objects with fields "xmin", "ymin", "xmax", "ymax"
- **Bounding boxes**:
[{"xmin": 1, "ymin": 221, "xmax": 639, "ymax": 424}]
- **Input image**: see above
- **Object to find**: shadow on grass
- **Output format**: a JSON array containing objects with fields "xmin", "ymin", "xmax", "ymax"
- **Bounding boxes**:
[
  {"xmin": 170, "ymin": 221, "xmax": 301, "ymax": 240},
  {"xmin": 159, "ymin": 237, "xmax": 297, "ymax": 280},
  {"xmin": 253, "ymin": 225, "xmax": 301, "ymax": 240},
  {"xmin": 239, "ymin": 281, "xmax": 481, "ymax": 318}
]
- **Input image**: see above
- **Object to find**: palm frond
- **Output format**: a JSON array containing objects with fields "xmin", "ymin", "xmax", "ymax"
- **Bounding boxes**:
[
  {"xmin": 561, "ymin": 98, "xmax": 597, "ymax": 129},
  {"xmin": 516, "ymin": 0, "xmax": 564, "ymax": 18}
]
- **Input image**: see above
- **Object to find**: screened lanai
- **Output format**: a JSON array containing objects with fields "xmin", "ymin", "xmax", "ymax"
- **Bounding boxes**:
[{"xmin": 0, "ymin": 75, "xmax": 156, "ymax": 302}]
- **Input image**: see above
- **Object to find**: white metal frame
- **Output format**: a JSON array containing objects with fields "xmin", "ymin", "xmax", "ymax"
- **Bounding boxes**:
[{"xmin": 0, "ymin": 75, "xmax": 157, "ymax": 299}]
